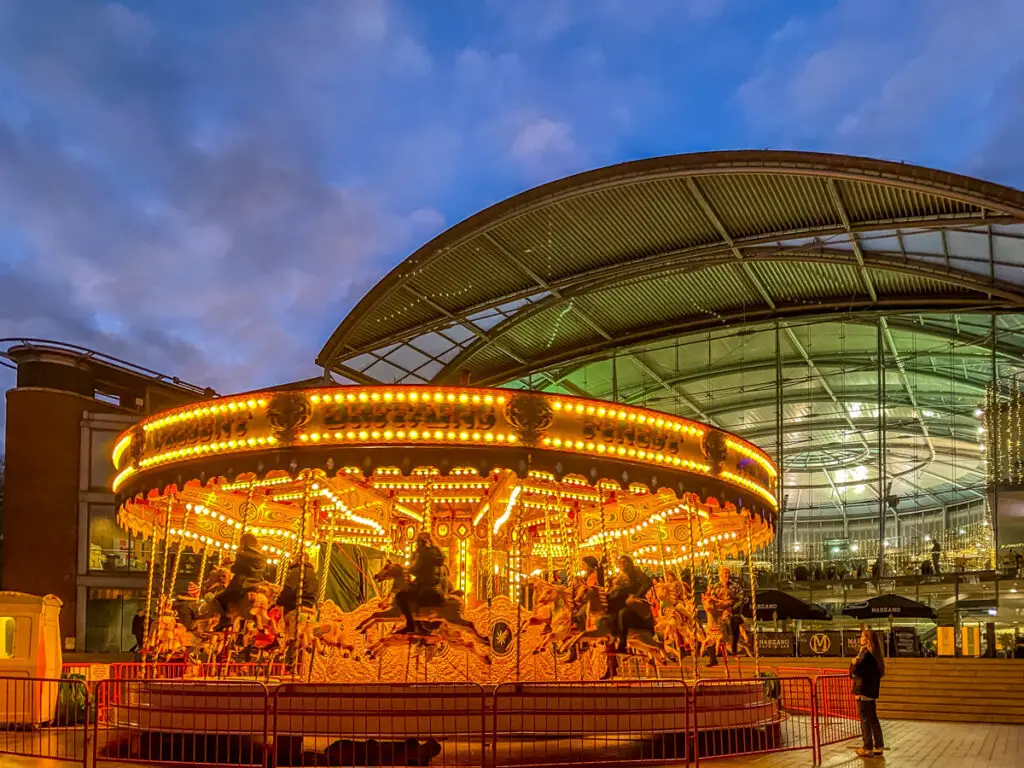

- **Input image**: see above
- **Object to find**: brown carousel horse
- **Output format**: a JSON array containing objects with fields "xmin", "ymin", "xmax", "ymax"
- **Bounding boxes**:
[
  {"xmin": 356, "ymin": 562, "xmax": 490, "ymax": 660},
  {"xmin": 559, "ymin": 575, "xmax": 670, "ymax": 665}
]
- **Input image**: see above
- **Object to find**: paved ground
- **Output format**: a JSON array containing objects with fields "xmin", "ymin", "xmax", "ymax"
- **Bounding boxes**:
[
  {"xmin": 1, "ymin": 720, "xmax": 1022, "ymax": 767},
  {"xmin": 706, "ymin": 720, "xmax": 1024, "ymax": 768}
]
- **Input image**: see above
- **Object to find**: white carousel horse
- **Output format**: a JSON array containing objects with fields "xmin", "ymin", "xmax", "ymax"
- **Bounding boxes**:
[
  {"xmin": 699, "ymin": 588, "xmax": 751, "ymax": 676},
  {"xmin": 523, "ymin": 576, "xmax": 582, "ymax": 655},
  {"xmin": 653, "ymin": 576, "xmax": 703, "ymax": 661}
]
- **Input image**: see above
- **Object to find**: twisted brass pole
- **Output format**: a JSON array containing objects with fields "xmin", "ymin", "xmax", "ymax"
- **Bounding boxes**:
[{"xmin": 746, "ymin": 517, "xmax": 761, "ymax": 676}]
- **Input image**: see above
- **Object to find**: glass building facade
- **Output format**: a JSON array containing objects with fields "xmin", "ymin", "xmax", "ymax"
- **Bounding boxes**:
[
  {"xmin": 504, "ymin": 311, "xmax": 1018, "ymax": 576},
  {"xmin": 317, "ymin": 152, "xmax": 1024, "ymax": 579}
]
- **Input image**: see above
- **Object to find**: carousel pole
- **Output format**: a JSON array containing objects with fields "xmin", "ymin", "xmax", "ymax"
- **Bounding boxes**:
[
  {"xmin": 423, "ymin": 478, "xmax": 433, "ymax": 533},
  {"xmin": 598, "ymin": 484, "xmax": 610, "ymax": 573},
  {"xmin": 515, "ymin": 456, "xmax": 529, "ymax": 682},
  {"xmin": 142, "ymin": 520, "xmax": 158, "ymax": 650},
  {"xmin": 486, "ymin": 496, "xmax": 494, "ymax": 604},
  {"xmin": 746, "ymin": 516, "xmax": 761, "ymax": 676},
  {"xmin": 233, "ymin": 478, "xmax": 258, "ymax": 545},
  {"xmin": 167, "ymin": 506, "xmax": 192, "ymax": 594},
  {"xmin": 196, "ymin": 544, "xmax": 211, "ymax": 593},
  {"xmin": 545, "ymin": 489, "xmax": 557, "ymax": 580},
  {"xmin": 156, "ymin": 497, "xmax": 174, "ymax": 601},
  {"xmin": 688, "ymin": 511, "xmax": 699, "ymax": 682},
  {"xmin": 317, "ymin": 539, "xmax": 331, "ymax": 605},
  {"xmin": 294, "ymin": 471, "xmax": 313, "ymax": 653},
  {"xmin": 658, "ymin": 516, "xmax": 669, "ymax": 581}
]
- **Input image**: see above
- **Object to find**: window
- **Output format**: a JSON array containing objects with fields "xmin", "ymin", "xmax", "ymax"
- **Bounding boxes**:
[
  {"xmin": 0, "ymin": 617, "xmax": 14, "ymax": 659},
  {"xmin": 89, "ymin": 430, "xmax": 121, "ymax": 490},
  {"xmin": 85, "ymin": 588, "xmax": 146, "ymax": 653},
  {"xmin": 88, "ymin": 505, "xmax": 149, "ymax": 573}
]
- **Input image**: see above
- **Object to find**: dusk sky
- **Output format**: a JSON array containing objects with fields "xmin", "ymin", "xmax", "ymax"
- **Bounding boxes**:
[{"xmin": 2, "ymin": 0, "xmax": 1024, "ymax": 442}]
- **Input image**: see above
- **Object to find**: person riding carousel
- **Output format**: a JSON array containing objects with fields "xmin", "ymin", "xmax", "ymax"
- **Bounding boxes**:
[
  {"xmin": 216, "ymin": 532, "xmax": 267, "ymax": 614},
  {"xmin": 574, "ymin": 555, "xmax": 605, "ymax": 630},
  {"xmin": 277, "ymin": 552, "xmax": 318, "ymax": 614},
  {"xmin": 396, "ymin": 531, "xmax": 446, "ymax": 634},
  {"xmin": 608, "ymin": 555, "xmax": 654, "ymax": 654}
]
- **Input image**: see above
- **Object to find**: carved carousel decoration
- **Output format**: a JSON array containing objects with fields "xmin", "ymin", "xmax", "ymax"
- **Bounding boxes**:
[{"xmin": 112, "ymin": 385, "xmax": 777, "ymax": 683}]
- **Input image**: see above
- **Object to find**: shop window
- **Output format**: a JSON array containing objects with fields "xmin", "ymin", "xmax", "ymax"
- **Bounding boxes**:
[{"xmin": 88, "ymin": 505, "xmax": 149, "ymax": 573}]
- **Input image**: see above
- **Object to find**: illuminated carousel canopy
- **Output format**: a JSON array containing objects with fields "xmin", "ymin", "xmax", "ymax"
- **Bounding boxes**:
[{"xmin": 112, "ymin": 385, "xmax": 777, "ymax": 580}]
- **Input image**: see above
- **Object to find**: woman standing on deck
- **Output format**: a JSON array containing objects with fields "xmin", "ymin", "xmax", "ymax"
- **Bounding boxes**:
[{"xmin": 851, "ymin": 628, "xmax": 886, "ymax": 758}]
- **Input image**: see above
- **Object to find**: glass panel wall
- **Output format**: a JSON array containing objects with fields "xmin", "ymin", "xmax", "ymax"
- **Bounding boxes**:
[
  {"xmin": 526, "ymin": 311, "xmax": 1024, "ymax": 576},
  {"xmin": 84, "ymin": 587, "xmax": 145, "ymax": 653}
]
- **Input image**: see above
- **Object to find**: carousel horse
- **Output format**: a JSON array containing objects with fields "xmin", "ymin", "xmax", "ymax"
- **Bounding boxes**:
[
  {"xmin": 699, "ymin": 580, "xmax": 751, "ymax": 675},
  {"xmin": 522, "ymin": 576, "xmax": 582, "ymax": 656},
  {"xmin": 280, "ymin": 607, "xmax": 354, "ymax": 658},
  {"xmin": 653, "ymin": 574, "xmax": 703, "ymax": 660},
  {"xmin": 559, "ymin": 578, "xmax": 669, "ymax": 665},
  {"xmin": 355, "ymin": 562, "xmax": 489, "ymax": 649},
  {"xmin": 153, "ymin": 603, "xmax": 186, "ymax": 658},
  {"xmin": 523, "ymin": 576, "xmax": 569, "ymax": 631},
  {"xmin": 366, "ymin": 620, "xmax": 492, "ymax": 665}
]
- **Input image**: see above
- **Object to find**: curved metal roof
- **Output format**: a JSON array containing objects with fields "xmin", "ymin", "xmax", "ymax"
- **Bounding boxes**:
[
  {"xmin": 318, "ymin": 151, "xmax": 1024, "ymax": 525},
  {"xmin": 319, "ymin": 150, "xmax": 1024, "ymax": 386}
]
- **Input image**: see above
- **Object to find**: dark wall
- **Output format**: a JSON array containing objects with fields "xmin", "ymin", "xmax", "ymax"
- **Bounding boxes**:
[{"xmin": 2, "ymin": 388, "xmax": 119, "ymax": 639}]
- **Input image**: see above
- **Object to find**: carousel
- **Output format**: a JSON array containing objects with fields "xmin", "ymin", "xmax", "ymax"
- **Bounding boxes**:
[{"xmin": 112, "ymin": 385, "xmax": 777, "ymax": 685}]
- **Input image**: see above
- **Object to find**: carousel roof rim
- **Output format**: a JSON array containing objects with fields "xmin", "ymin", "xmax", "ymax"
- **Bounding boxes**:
[
  {"xmin": 113, "ymin": 383, "xmax": 776, "ymax": 472},
  {"xmin": 113, "ymin": 450, "xmax": 772, "ymax": 503},
  {"xmin": 112, "ymin": 385, "xmax": 779, "ymax": 523}
]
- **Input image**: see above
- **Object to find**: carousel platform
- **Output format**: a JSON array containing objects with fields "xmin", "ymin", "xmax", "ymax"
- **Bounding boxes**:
[{"xmin": 99, "ymin": 679, "xmax": 778, "ymax": 745}]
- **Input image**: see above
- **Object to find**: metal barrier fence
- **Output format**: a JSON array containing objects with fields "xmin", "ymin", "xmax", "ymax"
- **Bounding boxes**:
[
  {"xmin": 0, "ymin": 675, "xmax": 89, "ymax": 767},
  {"xmin": 109, "ymin": 661, "xmax": 298, "ymax": 682},
  {"xmin": 813, "ymin": 674, "xmax": 861, "ymax": 761},
  {"xmin": 493, "ymin": 680, "xmax": 691, "ymax": 768},
  {"xmin": 273, "ymin": 682, "xmax": 485, "ymax": 767},
  {"xmin": 692, "ymin": 676, "xmax": 816, "ymax": 765},
  {"xmin": 0, "ymin": 670, "xmax": 860, "ymax": 767},
  {"xmin": 93, "ymin": 678, "xmax": 269, "ymax": 767}
]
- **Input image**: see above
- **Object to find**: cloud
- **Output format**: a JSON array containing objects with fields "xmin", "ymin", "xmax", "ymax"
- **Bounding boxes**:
[
  {"xmin": 0, "ymin": 0, "xmax": 662, "ymax": 451},
  {"xmin": 736, "ymin": 0, "xmax": 1024, "ymax": 164},
  {"xmin": 510, "ymin": 118, "xmax": 576, "ymax": 163},
  {"xmin": 0, "ymin": 1, "xmax": 445, "ymax": 400}
]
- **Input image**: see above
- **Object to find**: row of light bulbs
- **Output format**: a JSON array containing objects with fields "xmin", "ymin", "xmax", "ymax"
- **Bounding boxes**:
[
  {"xmin": 299, "ymin": 429, "xmax": 519, "ymax": 445},
  {"xmin": 143, "ymin": 397, "xmax": 268, "ymax": 433},
  {"xmin": 550, "ymin": 399, "xmax": 704, "ymax": 437},
  {"xmin": 719, "ymin": 470, "xmax": 778, "ymax": 508},
  {"xmin": 308, "ymin": 390, "xmax": 506, "ymax": 406},
  {"xmin": 136, "ymin": 435, "xmax": 279, "ymax": 472},
  {"xmin": 725, "ymin": 438, "xmax": 778, "ymax": 479},
  {"xmin": 539, "ymin": 435, "xmax": 713, "ymax": 474}
]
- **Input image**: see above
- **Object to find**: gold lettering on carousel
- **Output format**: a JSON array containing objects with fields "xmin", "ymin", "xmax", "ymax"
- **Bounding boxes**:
[
  {"xmin": 580, "ymin": 416, "xmax": 685, "ymax": 455},
  {"xmin": 321, "ymin": 402, "xmax": 498, "ymax": 432},
  {"xmin": 146, "ymin": 410, "xmax": 254, "ymax": 453}
]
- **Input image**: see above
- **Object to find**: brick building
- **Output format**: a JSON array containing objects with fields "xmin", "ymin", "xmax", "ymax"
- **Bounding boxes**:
[{"xmin": 1, "ymin": 341, "xmax": 210, "ymax": 651}]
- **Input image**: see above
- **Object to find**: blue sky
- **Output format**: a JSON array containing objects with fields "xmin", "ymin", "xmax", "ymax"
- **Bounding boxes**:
[{"xmin": 2, "ymin": 0, "xmax": 1024, "ymax": 442}]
